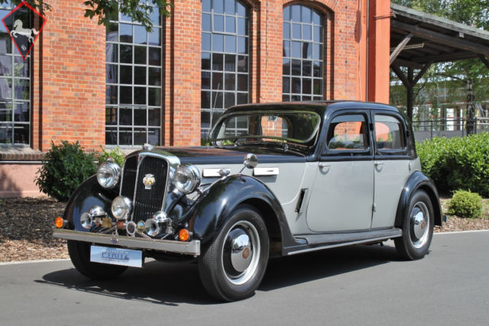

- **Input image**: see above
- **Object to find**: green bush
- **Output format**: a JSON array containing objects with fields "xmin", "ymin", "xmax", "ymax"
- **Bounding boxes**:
[
  {"xmin": 448, "ymin": 190, "xmax": 483, "ymax": 219},
  {"xmin": 417, "ymin": 132, "xmax": 489, "ymax": 197},
  {"xmin": 97, "ymin": 146, "xmax": 125, "ymax": 167},
  {"xmin": 36, "ymin": 141, "xmax": 97, "ymax": 202}
]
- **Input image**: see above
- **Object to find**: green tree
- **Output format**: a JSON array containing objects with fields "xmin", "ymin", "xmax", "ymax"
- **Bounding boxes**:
[{"xmin": 0, "ymin": 0, "xmax": 171, "ymax": 32}]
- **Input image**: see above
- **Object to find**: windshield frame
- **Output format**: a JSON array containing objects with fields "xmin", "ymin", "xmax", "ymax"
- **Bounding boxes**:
[{"xmin": 209, "ymin": 110, "xmax": 322, "ymax": 147}]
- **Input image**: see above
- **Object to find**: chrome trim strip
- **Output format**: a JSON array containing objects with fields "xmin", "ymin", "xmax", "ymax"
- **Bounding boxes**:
[{"xmin": 53, "ymin": 229, "xmax": 200, "ymax": 256}]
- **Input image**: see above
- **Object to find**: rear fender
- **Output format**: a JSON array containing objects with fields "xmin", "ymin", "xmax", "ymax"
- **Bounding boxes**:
[{"xmin": 395, "ymin": 171, "xmax": 442, "ymax": 227}]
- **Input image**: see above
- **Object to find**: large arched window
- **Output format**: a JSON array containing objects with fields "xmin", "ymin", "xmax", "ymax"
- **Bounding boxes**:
[
  {"xmin": 283, "ymin": 5, "xmax": 324, "ymax": 101},
  {"xmin": 201, "ymin": 0, "xmax": 249, "ymax": 138},
  {"xmin": 105, "ymin": 4, "xmax": 162, "ymax": 146},
  {"xmin": 0, "ymin": 4, "xmax": 31, "ymax": 145}
]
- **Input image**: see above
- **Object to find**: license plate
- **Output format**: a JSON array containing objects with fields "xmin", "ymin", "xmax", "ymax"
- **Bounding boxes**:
[{"xmin": 90, "ymin": 245, "xmax": 143, "ymax": 268}]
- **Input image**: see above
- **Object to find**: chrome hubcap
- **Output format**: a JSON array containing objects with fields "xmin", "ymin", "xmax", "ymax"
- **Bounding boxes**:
[
  {"xmin": 230, "ymin": 232, "xmax": 252, "ymax": 273},
  {"xmin": 410, "ymin": 202, "xmax": 430, "ymax": 249},
  {"xmin": 222, "ymin": 220, "xmax": 260, "ymax": 285}
]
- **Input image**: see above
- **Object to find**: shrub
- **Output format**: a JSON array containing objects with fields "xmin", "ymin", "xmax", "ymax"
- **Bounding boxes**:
[
  {"xmin": 417, "ymin": 132, "xmax": 489, "ymax": 197},
  {"xmin": 36, "ymin": 141, "xmax": 97, "ymax": 202},
  {"xmin": 448, "ymin": 190, "xmax": 483, "ymax": 219},
  {"xmin": 97, "ymin": 146, "xmax": 125, "ymax": 167}
]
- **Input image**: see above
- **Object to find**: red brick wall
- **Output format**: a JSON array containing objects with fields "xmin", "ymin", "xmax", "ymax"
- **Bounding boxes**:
[
  {"xmin": 32, "ymin": 0, "xmax": 389, "ymax": 149},
  {"xmin": 33, "ymin": 0, "xmax": 105, "ymax": 152}
]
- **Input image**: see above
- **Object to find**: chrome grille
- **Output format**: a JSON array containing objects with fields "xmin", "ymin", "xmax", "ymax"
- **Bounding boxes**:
[{"xmin": 121, "ymin": 154, "xmax": 169, "ymax": 223}]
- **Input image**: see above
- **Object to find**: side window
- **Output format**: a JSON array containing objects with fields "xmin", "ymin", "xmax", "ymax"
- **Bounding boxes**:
[
  {"xmin": 326, "ymin": 114, "xmax": 368, "ymax": 151},
  {"xmin": 374, "ymin": 114, "xmax": 405, "ymax": 151}
]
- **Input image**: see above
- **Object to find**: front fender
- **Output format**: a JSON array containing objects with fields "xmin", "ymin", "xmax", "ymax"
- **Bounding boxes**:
[
  {"xmin": 187, "ymin": 175, "xmax": 296, "ymax": 249},
  {"xmin": 62, "ymin": 175, "xmax": 117, "ymax": 231},
  {"xmin": 395, "ymin": 171, "xmax": 442, "ymax": 227}
]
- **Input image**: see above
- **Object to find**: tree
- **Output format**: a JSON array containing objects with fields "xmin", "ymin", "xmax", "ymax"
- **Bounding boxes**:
[
  {"xmin": 0, "ymin": 0, "xmax": 171, "ymax": 32},
  {"xmin": 391, "ymin": 0, "xmax": 489, "ymax": 131}
]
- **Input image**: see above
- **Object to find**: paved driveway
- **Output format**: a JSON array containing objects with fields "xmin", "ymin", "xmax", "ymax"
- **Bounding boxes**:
[{"xmin": 1, "ymin": 231, "xmax": 488, "ymax": 326}]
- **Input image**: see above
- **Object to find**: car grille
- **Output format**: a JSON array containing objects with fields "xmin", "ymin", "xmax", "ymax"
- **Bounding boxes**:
[{"xmin": 121, "ymin": 154, "xmax": 169, "ymax": 223}]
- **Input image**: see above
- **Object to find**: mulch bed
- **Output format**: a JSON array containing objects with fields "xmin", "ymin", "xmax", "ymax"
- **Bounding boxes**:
[{"xmin": 1, "ymin": 197, "xmax": 488, "ymax": 263}]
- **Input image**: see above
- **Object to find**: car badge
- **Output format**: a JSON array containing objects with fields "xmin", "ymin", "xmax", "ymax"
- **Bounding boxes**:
[{"xmin": 143, "ymin": 174, "xmax": 155, "ymax": 189}]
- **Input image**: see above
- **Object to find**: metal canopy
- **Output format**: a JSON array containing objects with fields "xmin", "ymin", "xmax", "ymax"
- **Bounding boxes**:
[{"xmin": 389, "ymin": 3, "xmax": 489, "ymax": 118}]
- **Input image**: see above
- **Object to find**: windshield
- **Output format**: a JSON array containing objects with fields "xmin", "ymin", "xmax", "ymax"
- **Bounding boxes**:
[{"xmin": 210, "ymin": 110, "xmax": 321, "ymax": 146}]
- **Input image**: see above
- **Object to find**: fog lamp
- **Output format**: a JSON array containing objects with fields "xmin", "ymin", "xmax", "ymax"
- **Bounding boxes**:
[
  {"xmin": 111, "ymin": 196, "xmax": 133, "ymax": 220},
  {"xmin": 80, "ymin": 212, "xmax": 93, "ymax": 229}
]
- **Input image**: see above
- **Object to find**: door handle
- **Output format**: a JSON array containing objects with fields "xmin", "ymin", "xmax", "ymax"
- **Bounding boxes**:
[
  {"xmin": 374, "ymin": 161, "xmax": 384, "ymax": 171},
  {"xmin": 318, "ymin": 163, "xmax": 331, "ymax": 173}
]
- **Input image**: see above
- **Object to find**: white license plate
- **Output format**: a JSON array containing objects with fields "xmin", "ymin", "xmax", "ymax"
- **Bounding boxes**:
[{"xmin": 90, "ymin": 245, "xmax": 143, "ymax": 268}]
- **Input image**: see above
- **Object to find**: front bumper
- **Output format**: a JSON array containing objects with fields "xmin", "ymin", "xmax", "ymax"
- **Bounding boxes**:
[{"xmin": 53, "ymin": 229, "xmax": 201, "ymax": 257}]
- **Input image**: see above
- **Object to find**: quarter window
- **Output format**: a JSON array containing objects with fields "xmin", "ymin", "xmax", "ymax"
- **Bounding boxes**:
[
  {"xmin": 283, "ymin": 5, "xmax": 324, "ymax": 102},
  {"xmin": 0, "ymin": 4, "xmax": 31, "ymax": 145},
  {"xmin": 105, "ymin": 5, "xmax": 162, "ymax": 146},
  {"xmin": 201, "ymin": 0, "xmax": 250, "ymax": 139},
  {"xmin": 375, "ymin": 115, "xmax": 405, "ymax": 151}
]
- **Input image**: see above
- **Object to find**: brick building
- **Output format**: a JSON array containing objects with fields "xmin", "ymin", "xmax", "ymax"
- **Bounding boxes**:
[{"xmin": 0, "ymin": 0, "xmax": 390, "ymax": 197}]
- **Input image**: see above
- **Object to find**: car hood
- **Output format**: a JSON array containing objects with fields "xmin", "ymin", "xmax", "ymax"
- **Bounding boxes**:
[{"xmin": 132, "ymin": 146, "xmax": 307, "ymax": 165}]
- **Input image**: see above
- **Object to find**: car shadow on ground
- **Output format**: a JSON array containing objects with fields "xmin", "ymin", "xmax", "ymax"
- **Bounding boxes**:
[
  {"xmin": 37, "ymin": 243, "xmax": 400, "ymax": 305},
  {"xmin": 260, "ymin": 242, "xmax": 400, "ymax": 292}
]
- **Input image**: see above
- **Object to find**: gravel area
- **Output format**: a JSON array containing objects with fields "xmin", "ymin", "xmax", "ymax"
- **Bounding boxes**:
[{"xmin": 1, "ymin": 196, "xmax": 488, "ymax": 263}]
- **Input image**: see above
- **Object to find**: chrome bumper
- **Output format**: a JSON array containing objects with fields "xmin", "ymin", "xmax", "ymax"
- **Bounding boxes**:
[{"xmin": 53, "ymin": 228, "xmax": 201, "ymax": 256}]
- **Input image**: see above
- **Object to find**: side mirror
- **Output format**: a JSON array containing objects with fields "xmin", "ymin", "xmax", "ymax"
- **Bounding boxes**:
[
  {"xmin": 243, "ymin": 153, "xmax": 258, "ymax": 169},
  {"xmin": 240, "ymin": 153, "xmax": 258, "ymax": 174}
]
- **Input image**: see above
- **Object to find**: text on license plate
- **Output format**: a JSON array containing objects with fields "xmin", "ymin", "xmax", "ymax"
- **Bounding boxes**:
[{"xmin": 90, "ymin": 245, "xmax": 143, "ymax": 268}]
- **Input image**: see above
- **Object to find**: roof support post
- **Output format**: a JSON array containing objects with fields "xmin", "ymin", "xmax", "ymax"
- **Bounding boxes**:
[{"xmin": 391, "ymin": 61, "xmax": 433, "ymax": 119}]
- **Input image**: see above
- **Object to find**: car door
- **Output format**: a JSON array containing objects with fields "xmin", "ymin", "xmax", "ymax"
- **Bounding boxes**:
[
  {"xmin": 306, "ymin": 111, "xmax": 374, "ymax": 232},
  {"xmin": 371, "ymin": 111, "xmax": 413, "ymax": 228}
]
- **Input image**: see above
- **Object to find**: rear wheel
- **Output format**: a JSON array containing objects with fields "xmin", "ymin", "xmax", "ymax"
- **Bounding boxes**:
[
  {"xmin": 395, "ymin": 190, "xmax": 434, "ymax": 260},
  {"xmin": 68, "ymin": 240, "xmax": 127, "ymax": 280},
  {"xmin": 198, "ymin": 205, "xmax": 269, "ymax": 301}
]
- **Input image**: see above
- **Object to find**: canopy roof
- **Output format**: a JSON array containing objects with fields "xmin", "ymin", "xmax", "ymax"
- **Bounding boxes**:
[
  {"xmin": 390, "ymin": 3, "xmax": 489, "ymax": 69},
  {"xmin": 389, "ymin": 4, "xmax": 489, "ymax": 118}
]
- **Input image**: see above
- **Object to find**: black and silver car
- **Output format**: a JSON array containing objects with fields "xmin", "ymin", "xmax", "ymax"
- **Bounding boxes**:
[{"xmin": 54, "ymin": 101, "xmax": 441, "ymax": 301}]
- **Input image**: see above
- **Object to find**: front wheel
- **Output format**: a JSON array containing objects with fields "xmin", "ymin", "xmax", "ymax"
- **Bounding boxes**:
[
  {"xmin": 395, "ymin": 190, "xmax": 434, "ymax": 260},
  {"xmin": 67, "ymin": 240, "xmax": 127, "ymax": 280},
  {"xmin": 198, "ymin": 205, "xmax": 269, "ymax": 301}
]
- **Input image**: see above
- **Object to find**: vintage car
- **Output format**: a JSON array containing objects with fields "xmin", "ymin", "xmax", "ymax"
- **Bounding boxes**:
[{"xmin": 54, "ymin": 101, "xmax": 441, "ymax": 301}]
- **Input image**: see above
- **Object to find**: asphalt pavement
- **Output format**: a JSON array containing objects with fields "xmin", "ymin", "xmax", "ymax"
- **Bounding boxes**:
[{"xmin": 0, "ymin": 231, "xmax": 488, "ymax": 326}]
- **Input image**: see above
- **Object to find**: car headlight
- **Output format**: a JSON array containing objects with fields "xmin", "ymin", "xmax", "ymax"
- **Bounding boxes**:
[
  {"xmin": 111, "ymin": 196, "xmax": 133, "ymax": 220},
  {"xmin": 173, "ymin": 164, "xmax": 201, "ymax": 194},
  {"xmin": 97, "ymin": 160, "xmax": 121, "ymax": 189}
]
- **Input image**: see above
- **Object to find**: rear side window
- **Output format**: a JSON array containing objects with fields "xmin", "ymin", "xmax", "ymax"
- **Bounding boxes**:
[
  {"xmin": 374, "ymin": 114, "xmax": 405, "ymax": 152},
  {"xmin": 326, "ymin": 114, "xmax": 368, "ymax": 151}
]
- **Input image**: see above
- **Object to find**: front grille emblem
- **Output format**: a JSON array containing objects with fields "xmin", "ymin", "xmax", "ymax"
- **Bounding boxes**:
[{"xmin": 143, "ymin": 174, "xmax": 156, "ymax": 190}]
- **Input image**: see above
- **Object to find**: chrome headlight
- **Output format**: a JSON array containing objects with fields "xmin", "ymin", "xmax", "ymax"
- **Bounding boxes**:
[
  {"xmin": 97, "ymin": 160, "xmax": 121, "ymax": 189},
  {"xmin": 173, "ymin": 164, "xmax": 201, "ymax": 194},
  {"xmin": 111, "ymin": 196, "xmax": 133, "ymax": 220}
]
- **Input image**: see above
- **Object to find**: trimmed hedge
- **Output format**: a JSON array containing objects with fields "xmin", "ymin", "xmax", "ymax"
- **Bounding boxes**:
[{"xmin": 417, "ymin": 132, "xmax": 489, "ymax": 197}]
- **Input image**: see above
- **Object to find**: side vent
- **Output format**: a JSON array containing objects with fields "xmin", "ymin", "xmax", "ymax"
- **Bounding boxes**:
[{"xmin": 295, "ymin": 188, "xmax": 308, "ymax": 213}]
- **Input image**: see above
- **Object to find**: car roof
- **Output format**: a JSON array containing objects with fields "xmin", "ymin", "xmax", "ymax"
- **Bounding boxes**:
[{"xmin": 224, "ymin": 100, "xmax": 400, "ymax": 116}]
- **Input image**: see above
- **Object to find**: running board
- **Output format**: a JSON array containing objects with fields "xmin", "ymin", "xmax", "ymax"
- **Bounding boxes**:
[{"xmin": 287, "ymin": 228, "xmax": 402, "ymax": 256}]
